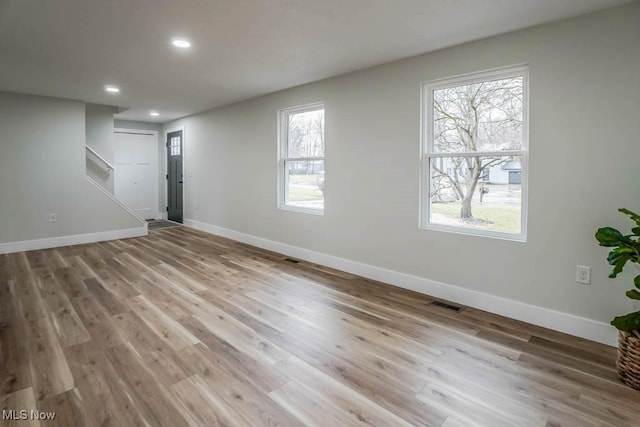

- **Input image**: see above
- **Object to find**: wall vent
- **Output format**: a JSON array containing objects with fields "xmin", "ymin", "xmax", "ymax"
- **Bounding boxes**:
[
  {"xmin": 432, "ymin": 300, "xmax": 461, "ymax": 312},
  {"xmin": 284, "ymin": 258, "xmax": 300, "ymax": 264}
]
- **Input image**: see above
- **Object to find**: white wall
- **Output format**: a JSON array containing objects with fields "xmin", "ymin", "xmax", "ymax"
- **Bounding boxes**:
[
  {"xmin": 0, "ymin": 92, "xmax": 145, "ymax": 246},
  {"xmin": 86, "ymin": 103, "xmax": 118, "ymax": 193},
  {"xmin": 163, "ymin": 5, "xmax": 640, "ymax": 341}
]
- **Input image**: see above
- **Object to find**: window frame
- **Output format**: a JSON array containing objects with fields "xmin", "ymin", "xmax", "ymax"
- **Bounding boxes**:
[
  {"xmin": 420, "ymin": 65, "xmax": 529, "ymax": 241},
  {"xmin": 277, "ymin": 102, "xmax": 325, "ymax": 215}
]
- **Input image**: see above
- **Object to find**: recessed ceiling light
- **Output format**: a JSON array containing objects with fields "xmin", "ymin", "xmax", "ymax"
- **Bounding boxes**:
[
  {"xmin": 149, "ymin": 111, "xmax": 160, "ymax": 117},
  {"xmin": 104, "ymin": 85, "xmax": 120, "ymax": 93},
  {"xmin": 171, "ymin": 38, "xmax": 191, "ymax": 48}
]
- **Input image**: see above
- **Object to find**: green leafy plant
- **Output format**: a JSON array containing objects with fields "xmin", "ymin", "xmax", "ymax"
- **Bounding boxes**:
[{"xmin": 595, "ymin": 208, "xmax": 640, "ymax": 332}]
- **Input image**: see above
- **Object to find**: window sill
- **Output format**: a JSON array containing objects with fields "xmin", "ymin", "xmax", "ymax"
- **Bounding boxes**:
[
  {"xmin": 279, "ymin": 205, "xmax": 324, "ymax": 216},
  {"xmin": 420, "ymin": 222, "xmax": 526, "ymax": 242}
]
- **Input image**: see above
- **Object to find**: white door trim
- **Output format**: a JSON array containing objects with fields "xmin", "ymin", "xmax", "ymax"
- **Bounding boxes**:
[{"xmin": 114, "ymin": 128, "xmax": 158, "ymax": 136}]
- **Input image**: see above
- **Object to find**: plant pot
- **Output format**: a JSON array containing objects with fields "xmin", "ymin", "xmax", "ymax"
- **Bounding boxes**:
[{"xmin": 617, "ymin": 331, "xmax": 640, "ymax": 390}]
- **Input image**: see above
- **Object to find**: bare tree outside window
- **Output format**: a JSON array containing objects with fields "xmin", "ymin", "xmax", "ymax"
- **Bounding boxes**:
[
  {"xmin": 287, "ymin": 109, "xmax": 324, "ymax": 159},
  {"xmin": 423, "ymin": 68, "xmax": 528, "ymax": 238}
]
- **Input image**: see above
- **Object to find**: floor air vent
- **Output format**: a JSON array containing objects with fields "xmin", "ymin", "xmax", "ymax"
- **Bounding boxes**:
[
  {"xmin": 432, "ymin": 301, "xmax": 462, "ymax": 312},
  {"xmin": 284, "ymin": 258, "xmax": 300, "ymax": 264}
]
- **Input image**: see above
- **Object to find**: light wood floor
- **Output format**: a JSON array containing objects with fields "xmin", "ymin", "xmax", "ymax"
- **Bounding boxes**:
[{"xmin": 1, "ymin": 227, "xmax": 638, "ymax": 426}]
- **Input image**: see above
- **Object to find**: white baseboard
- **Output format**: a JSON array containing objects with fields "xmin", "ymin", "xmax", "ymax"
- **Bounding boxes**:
[
  {"xmin": 0, "ymin": 225, "xmax": 148, "ymax": 255},
  {"xmin": 185, "ymin": 218, "xmax": 616, "ymax": 346}
]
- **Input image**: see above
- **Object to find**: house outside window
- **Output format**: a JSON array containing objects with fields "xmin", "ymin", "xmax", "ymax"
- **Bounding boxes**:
[
  {"xmin": 421, "ymin": 65, "xmax": 528, "ymax": 240},
  {"xmin": 278, "ymin": 103, "xmax": 325, "ymax": 214}
]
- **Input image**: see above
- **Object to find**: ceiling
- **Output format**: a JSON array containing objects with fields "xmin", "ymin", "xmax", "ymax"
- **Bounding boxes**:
[{"xmin": 0, "ymin": 0, "xmax": 634, "ymax": 123}]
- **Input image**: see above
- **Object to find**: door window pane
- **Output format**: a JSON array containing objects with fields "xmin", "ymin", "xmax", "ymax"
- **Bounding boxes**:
[{"xmin": 170, "ymin": 136, "xmax": 181, "ymax": 156}]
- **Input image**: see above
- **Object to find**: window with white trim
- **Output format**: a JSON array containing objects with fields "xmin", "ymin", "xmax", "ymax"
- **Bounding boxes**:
[
  {"xmin": 421, "ymin": 66, "xmax": 528, "ymax": 240},
  {"xmin": 278, "ymin": 103, "xmax": 325, "ymax": 214}
]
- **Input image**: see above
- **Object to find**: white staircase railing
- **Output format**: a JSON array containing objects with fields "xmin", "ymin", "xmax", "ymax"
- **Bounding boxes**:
[
  {"xmin": 85, "ymin": 145, "xmax": 115, "ymax": 172},
  {"xmin": 85, "ymin": 145, "xmax": 146, "ymax": 227}
]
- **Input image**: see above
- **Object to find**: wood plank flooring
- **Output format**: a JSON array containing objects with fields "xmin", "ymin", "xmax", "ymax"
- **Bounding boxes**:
[{"xmin": 1, "ymin": 227, "xmax": 638, "ymax": 426}]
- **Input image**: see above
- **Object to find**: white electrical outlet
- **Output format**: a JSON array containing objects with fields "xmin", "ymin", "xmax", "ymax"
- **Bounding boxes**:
[
  {"xmin": 576, "ymin": 265, "xmax": 591, "ymax": 284},
  {"xmin": 48, "ymin": 213, "xmax": 57, "ymax": 223}
]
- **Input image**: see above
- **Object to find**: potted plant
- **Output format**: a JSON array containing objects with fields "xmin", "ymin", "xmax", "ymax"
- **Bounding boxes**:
[{"xmin": 595, "ymin": 208, "xmax": 640, "ymax": 390}]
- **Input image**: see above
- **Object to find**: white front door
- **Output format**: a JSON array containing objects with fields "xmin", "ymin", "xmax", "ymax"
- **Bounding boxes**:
[{"xmin": 114, "ymin": 130, "xmax": 158, "ymax": 220}]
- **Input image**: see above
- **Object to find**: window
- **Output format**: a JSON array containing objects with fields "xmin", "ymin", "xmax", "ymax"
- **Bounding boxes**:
[
  {"xmin": 421, "ymin": 66, "xmax": 528, "ymax": 240},
  {"xmin": 169, "ymin": 135, "xmax": 181, "ymax": 156},
  {"xmin": 278, "ymin": 103, "xmax": 325, "ymax": 214}
]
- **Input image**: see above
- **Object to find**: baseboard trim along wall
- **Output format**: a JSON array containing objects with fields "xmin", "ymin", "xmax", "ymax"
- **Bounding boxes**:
[
  {"xmin": 0, "ymin": 225, "xmax": 148, "ymax": 255},
  {"xmin": 185, "ymin": 218, "xmax": 617, "ymax": 347}
]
